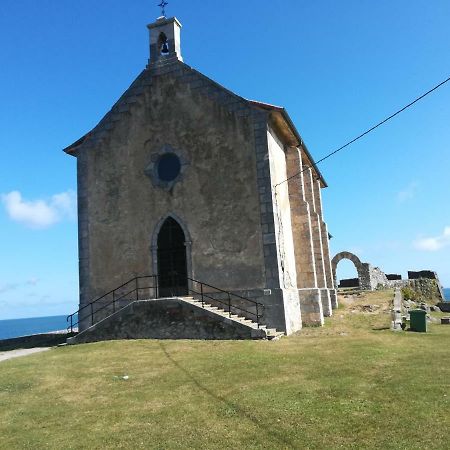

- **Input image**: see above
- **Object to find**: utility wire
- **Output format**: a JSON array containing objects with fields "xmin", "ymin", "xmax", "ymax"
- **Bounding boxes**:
[{"xmin": 275, "ymin": 75, "xmax": 450, "ymax": 188}]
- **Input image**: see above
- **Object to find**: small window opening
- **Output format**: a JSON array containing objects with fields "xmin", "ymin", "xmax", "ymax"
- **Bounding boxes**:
[
  {"xmin": 158, "ymin": 32, "xmax": 170, "ymax": 56},
  {"xmin": 157, "ymin": 153, "xmax": 181, "ymax": 182}
]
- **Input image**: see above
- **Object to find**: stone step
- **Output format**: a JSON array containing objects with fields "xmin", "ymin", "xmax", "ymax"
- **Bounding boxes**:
[
  {"xmin": 267, "ymin": 332, "xmax": 284, "ymax": 341},
  {"xmin": 72, "ymin": 295, "xmax": 281, "ymax": 343},
  {"xmin": 178, "ymin": 296, "xmax": 281, "ymax": 338},
  {"xmin": 266, "ymin": 329, "xmax": 280, "ymax": 335},
  {"xmin": 183, "ymin": 299, "xmax": 251, "ymax": 319}
]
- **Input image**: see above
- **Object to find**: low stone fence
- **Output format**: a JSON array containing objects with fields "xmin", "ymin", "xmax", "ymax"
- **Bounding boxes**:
[
  {"xmin": 0, "ymin": 331, "xmax": 76, "ymax": 352},
  {"xmin": 437, "ymin": 302, "xmax": 450, "ymax": 313},
  {"xmin": 339, "ymin": 278, "xmax": 359, "ymax": 288}
]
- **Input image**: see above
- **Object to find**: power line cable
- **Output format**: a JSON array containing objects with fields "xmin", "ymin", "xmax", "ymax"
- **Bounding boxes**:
[{"xmin": 275, "ymin": 74, "xmax": 450, "ymax": 188}]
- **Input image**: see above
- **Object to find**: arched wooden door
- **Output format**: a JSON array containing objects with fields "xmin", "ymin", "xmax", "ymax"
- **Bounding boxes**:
[{"xmin": 157, "ymin": 217, "xmax": 188, "ymax": 297}]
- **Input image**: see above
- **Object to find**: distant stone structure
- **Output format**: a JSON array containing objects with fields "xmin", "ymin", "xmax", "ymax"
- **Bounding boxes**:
[
  {"xmin": 332, "ymin": 251, "xmax": 445, "ymax": 302},
  {"xmin": 386, "ymin": 274, "xmax": 402, "ymax": 281},
  {"xmin": 331, "ymin": 251, "xmax": 387, "ymax": 291},
  {"xmin": 408, "ymin": 271, "xmax": 445, "ymax": 301},
  {"xmin": 63, "ymin": 14, "xmax": 337, "ymax": 339},
  {"xmin": 338, "ymin": 278, "xmax": 359, "ymax": 288},
  {"xmin": 408, "ymin": 271, "xmax": 438, "ymax": 280},
  {"xmin": 391, "ymin": 288, "xmax": 403, "ymax": 331}
]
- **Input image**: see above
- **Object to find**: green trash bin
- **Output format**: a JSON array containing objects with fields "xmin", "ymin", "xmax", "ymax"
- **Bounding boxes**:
[{"xmin": 410, "ymin": 309, "xmax": 427, "ymax": 332}]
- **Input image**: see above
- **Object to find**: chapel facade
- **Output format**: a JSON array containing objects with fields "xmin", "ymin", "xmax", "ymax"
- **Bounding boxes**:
[{"xmin": 65, "ymin": 16, "xmax": 337, "ymax": 335}]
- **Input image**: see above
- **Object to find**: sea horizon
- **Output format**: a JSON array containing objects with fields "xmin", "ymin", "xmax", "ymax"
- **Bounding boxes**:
[{"xmin": 0, "ymin": 315, "xmax": 69, "ymax": 341}]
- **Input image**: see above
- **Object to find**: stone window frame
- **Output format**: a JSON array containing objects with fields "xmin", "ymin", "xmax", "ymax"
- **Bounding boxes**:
[{"xmin": 145, "ymin": 144, "xmax": 189, "ymax": 191}]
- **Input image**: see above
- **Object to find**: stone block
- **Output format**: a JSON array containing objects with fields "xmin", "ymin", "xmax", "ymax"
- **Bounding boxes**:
[
  {"xmin": 263, "ymin": 233, "xmax": 276, "ymax": 245},
  {"xmin": 298, "ymin": 288, "xmax": 324, "ymax": 326},
  {"xmin": 329, "ymin": 289, "xmax": 338, "ymax": 309},
  {"xmin": 320, "ymin": 289, "xmax": 332, "ymax": 317}
]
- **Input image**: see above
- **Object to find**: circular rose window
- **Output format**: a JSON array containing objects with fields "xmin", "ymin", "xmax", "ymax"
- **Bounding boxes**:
[{"xmin": 157, "ymin": 153, "xmax": 181, "ymax": 182}]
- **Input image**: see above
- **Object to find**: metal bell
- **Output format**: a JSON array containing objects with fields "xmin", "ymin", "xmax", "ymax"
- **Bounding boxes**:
[{"xmin": 161, "ymin": 42, "xmax": 169, "ymax": 55}]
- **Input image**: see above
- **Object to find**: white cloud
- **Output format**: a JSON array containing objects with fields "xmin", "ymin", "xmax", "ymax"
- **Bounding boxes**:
[
  {"xmin": 52, "ymin": 192, "xmax": 77, "ymax": 219},
  {"xmin": 397, "ymin": 182, "xmax": 418, "ymax": 203},
  {"xmin": 0, "ymin": 283, "xmax": 19, "ymax": 294},
  {"xmin": 26, "ymin": 277, "xmax": 40, "ymax": 286},
  {"xmin": 0, "ymin": 277, "xmax": 40, "ymax": 296},
  {"xmin": 1, "ymin": 190, "xmax": 76, "ymax": 229},
  {"xmin": 414, "ymin": 226, "xmax": 450, "ymax": 252}
]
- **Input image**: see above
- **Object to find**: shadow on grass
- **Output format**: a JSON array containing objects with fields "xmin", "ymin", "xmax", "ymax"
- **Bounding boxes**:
[{"xmin": 159, "ymin": 342, "xmax": 297, "ymax": 448}]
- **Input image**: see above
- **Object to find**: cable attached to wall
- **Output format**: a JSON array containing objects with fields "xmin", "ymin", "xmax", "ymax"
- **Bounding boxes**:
[
  {"xmin": 274, "ymin": 74, "xmax": 450, "ymax": 189},
  {"xmin": 270, "ymin": 74, "xmax": 450, "ymax": 291}
]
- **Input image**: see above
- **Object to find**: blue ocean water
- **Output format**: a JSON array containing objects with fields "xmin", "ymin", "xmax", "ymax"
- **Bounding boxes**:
[
  {"xmin": 444, "ymin": 288, "xmax": 450, "ymax": 301},
  {"xmin": 0, "ymin": 315, "xmax": 68, "ymax": 340}
]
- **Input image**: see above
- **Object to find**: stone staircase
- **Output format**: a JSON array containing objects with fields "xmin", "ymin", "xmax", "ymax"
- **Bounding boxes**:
[
  {"xmin": 179, "ymin": 296, "xmax": 284, "ymax": 340},
  {"xmin": 68, "ymin": 296, "xmax": 284, "ymax": 345}
]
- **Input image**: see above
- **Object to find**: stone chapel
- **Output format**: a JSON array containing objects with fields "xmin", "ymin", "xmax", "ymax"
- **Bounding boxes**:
[{"xmin": 65, "ymin": 15, "xmax": 337, "ymax": 339}]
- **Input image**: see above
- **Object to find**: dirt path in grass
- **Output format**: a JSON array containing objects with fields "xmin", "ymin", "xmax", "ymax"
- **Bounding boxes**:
[{"xmin": 0, "ymin": 347, "xmax": 50, "ymax": 362}]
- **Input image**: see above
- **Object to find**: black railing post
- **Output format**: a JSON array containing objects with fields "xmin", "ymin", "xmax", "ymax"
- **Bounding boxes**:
[{"xmin": 66, "ymin": 274, "xmax": 267, "ymax": 336}]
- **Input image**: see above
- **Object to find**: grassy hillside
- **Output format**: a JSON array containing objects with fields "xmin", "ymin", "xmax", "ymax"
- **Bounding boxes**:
[{"xmin": 1, "ymin": 290, "xmax": 449, "ymax": 449}]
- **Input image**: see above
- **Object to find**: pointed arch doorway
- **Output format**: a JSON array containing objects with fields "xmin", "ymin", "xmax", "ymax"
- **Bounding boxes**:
[{"xmin": 156, "ymin": 217, "xmax": 189, "ymax": 297}]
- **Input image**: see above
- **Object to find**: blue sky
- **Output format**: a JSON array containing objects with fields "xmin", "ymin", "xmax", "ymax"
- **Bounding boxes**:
[{"xmin": 0, "ymin": 0, "xmax": 449, "ymax": 319}]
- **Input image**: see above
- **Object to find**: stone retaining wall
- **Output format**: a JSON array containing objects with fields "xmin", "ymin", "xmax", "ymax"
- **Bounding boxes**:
[
  {"xmin": 69, "ymin": 299, "xmax": 267, "ymax": 344},
  {"xmin": 0, "ymin": 332, "xmax": 76, "ymax": 352}
]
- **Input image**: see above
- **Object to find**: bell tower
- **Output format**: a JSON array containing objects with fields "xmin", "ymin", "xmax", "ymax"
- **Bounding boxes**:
[{"xmin": 147, "ymin": 17, "xmax": 183, "ymax": 65}]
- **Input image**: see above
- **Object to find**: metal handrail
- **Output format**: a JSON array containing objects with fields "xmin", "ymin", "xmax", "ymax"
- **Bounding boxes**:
[
  {"xmin": 67, "ymin": 275, "xmax": 158, "ymax": 333},
  {"xmin": 68, "ymin": 276, "xmax": 154, "ymax": 320},
  {"xmin": 67, "ymin": 274, "xmax": 265, "ymax": 333},
  {"xmin": 186, "ymin": 286, "xmax": 262, "ymax": 325},
  {"xmin": 163, "ymin": 274, "xmax": 265, "ymax": 328},
  {"xmin": 189, "ymin": 288, "xmax": 258, "ymax": 320}
]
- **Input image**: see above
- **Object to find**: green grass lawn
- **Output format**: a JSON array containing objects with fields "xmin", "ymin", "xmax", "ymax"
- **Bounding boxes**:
[{"xmin": 1, "ymin": 291, "xmax": 449, "ymax": 449}]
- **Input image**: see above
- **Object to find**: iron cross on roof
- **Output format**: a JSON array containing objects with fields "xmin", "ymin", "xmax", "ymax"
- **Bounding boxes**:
[{"xmin": 158, "ymin": 1, "xmax": 169, "ymax": 17}]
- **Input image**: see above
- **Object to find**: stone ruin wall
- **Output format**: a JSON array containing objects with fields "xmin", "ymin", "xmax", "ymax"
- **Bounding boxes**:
[
  {"xmin": 332, "ymin": 251, "xmax": 444, "ymax": 301},
  {"xmin": 363, "ymin": 264, "xmax": 388, "ymax": 291},
  {"xmin": 387, "ymin": 278, "xmax": 443, "ymax": 303}
]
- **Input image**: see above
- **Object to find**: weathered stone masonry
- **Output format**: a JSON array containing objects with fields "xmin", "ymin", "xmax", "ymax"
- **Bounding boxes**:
[
  {"xmin": 286, "ymin": 148, "xmax": 322, "ymax": 326},
  {"xmin": 64, "ymin": 16, "xmax": 337, "ymax": 335}
]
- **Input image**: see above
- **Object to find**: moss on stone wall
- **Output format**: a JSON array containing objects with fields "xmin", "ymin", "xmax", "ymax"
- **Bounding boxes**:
[{"xmin": 403, "ymin": 279, "xmax": 442, "ymax": 304}]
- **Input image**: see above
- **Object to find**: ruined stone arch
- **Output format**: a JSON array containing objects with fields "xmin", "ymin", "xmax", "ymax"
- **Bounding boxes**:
[
  {"xmin": 332, "ymin": 251, "xmax": 389, "ymax": 291},
  {"xmin": 331, "ymin": 251, "xmax": 364, "ymax": 288}
]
